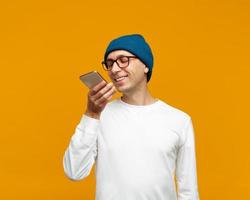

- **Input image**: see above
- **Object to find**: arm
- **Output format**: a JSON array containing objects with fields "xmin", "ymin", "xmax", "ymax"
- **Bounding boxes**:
[
  {"xmin": 63, "ymin": 114, "xmax": 99, "ymax": 181},
  {"xmin": 176, "ymin": 117, "xmax": 200, "ymax": 200}
]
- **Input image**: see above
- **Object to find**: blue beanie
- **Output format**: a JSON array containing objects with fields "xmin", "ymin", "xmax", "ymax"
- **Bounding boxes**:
[{"xmin": 104, "ymin": 34, "xmax": 154, "ymax": 82}]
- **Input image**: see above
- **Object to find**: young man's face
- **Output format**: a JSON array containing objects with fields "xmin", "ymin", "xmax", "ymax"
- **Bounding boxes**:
[{"xmin": 106, "ymin": 50, "xmax": 149, "ymax": 93}]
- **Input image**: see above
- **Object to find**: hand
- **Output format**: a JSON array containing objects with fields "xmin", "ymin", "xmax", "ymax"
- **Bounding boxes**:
[{"xmin": 85, "ymin": 80, "xmax": 116, "ymax": 119}]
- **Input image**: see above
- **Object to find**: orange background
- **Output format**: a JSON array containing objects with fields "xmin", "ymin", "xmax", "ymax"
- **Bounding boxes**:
[{"xmin": 0, "ymin": 0, "xmax": 249, "ymax": 199}]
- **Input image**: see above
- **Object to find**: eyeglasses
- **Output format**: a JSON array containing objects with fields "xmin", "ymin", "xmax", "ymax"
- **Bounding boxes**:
[{"xmin": 102, "ymin": 55, "xmax": 137, "ymax": 71}]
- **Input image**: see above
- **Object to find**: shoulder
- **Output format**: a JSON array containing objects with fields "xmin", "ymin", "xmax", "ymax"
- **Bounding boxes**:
[
  {"xmin": 158, "ymin": 99, "xmax": 191, "ymax": 123},
  {"xmin": 157, "ymin": 100, "xmax": 194, "ymax": 146}
]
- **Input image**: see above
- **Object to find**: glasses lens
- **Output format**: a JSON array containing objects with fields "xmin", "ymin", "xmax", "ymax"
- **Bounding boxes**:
[
  {"xmin": 105, "ymin": 60, "xmax": 114, "ymax": 70},
  {"xmin": 117, "ymin": 56, "xmax": 129, "ymax": 68}
]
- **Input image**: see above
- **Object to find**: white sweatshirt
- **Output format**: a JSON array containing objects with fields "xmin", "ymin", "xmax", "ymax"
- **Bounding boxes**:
[{"xmin": 63, "ymin": 97, "xmax": 199, "ymax": 200}]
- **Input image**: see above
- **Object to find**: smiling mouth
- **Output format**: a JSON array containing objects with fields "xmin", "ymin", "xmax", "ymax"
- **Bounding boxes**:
[{"xmin": 114, "ymin": 75, "xmax": 128, "ymax": 82}]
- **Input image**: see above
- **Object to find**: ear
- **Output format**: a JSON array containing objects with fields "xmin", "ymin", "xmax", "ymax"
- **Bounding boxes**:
[{"xmin": 144, "ymin": 66, "xmax": 149, "ymax": 73}]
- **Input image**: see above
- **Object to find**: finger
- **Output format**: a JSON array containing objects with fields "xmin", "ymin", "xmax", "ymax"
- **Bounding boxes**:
[
  {"xmin": 93, "ymin": 82, "xmax": 113, "ymax": 100},
  {"xmin": 89, "ymin": 80, "xmax": 107, "ymax": 96},
  {"xmin": 97, "ymin": 85, "xmax": 115, "ymax": 104},
  {"xmin": 99, "ymin": 95, "xmax": 113, "ymax": 107},
  {"xmin": 96, "ymin": 86, "xmax": 116, "ymax": 104}
]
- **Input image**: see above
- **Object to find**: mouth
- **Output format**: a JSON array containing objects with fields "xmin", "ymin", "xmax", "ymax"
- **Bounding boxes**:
[{"xmin": 114, "ymin": 75, "xmax": 128, "ymax": 83}]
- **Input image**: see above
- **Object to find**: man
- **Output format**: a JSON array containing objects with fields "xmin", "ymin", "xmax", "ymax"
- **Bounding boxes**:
[{"xmin": 63, "ymin": 34, "xmax": 200, "ymax": 200}]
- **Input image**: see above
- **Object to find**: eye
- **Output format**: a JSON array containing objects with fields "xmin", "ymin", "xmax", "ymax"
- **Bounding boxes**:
[{"xmin": 119, "ymin": 56, "xmax": 129, "ymax": 63}]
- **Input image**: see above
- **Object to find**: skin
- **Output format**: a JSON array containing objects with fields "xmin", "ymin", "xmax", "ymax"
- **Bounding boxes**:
[
  {"xmin": 107, "ymin": 50, "xmax": 157, "ymax": 106},
  {"xmin": 85, "ymin": 50, "xmax": 156, "ymax": 119}
]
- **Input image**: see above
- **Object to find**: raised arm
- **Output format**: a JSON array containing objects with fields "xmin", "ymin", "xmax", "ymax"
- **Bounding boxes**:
[
  {"xmin": 63, "ymin": 115, "xmax": 99, "ymax": 181},
  {"xmin": 63, "ymin": 80, "xmax": 116, "ymax": 181}
]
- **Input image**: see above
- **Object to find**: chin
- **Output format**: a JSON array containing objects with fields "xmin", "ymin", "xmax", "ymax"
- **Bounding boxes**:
[
  {"xmin": 115, "ymin": 86, "xmax": 125, "ymax": 93},
  {"xmin": 117, "ymin": 84, "xmax": 132, "ymax": 94}
]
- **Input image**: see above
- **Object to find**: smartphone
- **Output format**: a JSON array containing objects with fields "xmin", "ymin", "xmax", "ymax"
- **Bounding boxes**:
[{"xmin": 79, "ymin": 71, "xmax": 107, "ymax": 89}]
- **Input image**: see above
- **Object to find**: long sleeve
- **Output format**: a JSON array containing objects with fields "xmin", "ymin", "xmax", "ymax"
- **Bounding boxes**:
[
  {"xmin": 176, "ymin": 117, "xmax": 200, "ymax": 200},
  {"xmin": 63, "ymin": 114, "xmax": 99, "ymax": 181}
]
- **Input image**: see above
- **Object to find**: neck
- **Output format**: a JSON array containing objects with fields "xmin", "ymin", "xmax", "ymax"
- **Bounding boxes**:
[{"xmin": 121, "ymin": 84, "xmax": 157, "ymax": 106}]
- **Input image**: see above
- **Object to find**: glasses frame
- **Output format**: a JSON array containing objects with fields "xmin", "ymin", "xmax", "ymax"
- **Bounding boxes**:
[{"xmin": 102, "ymin": 55, "xmax": 137, "ymax": 71}]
